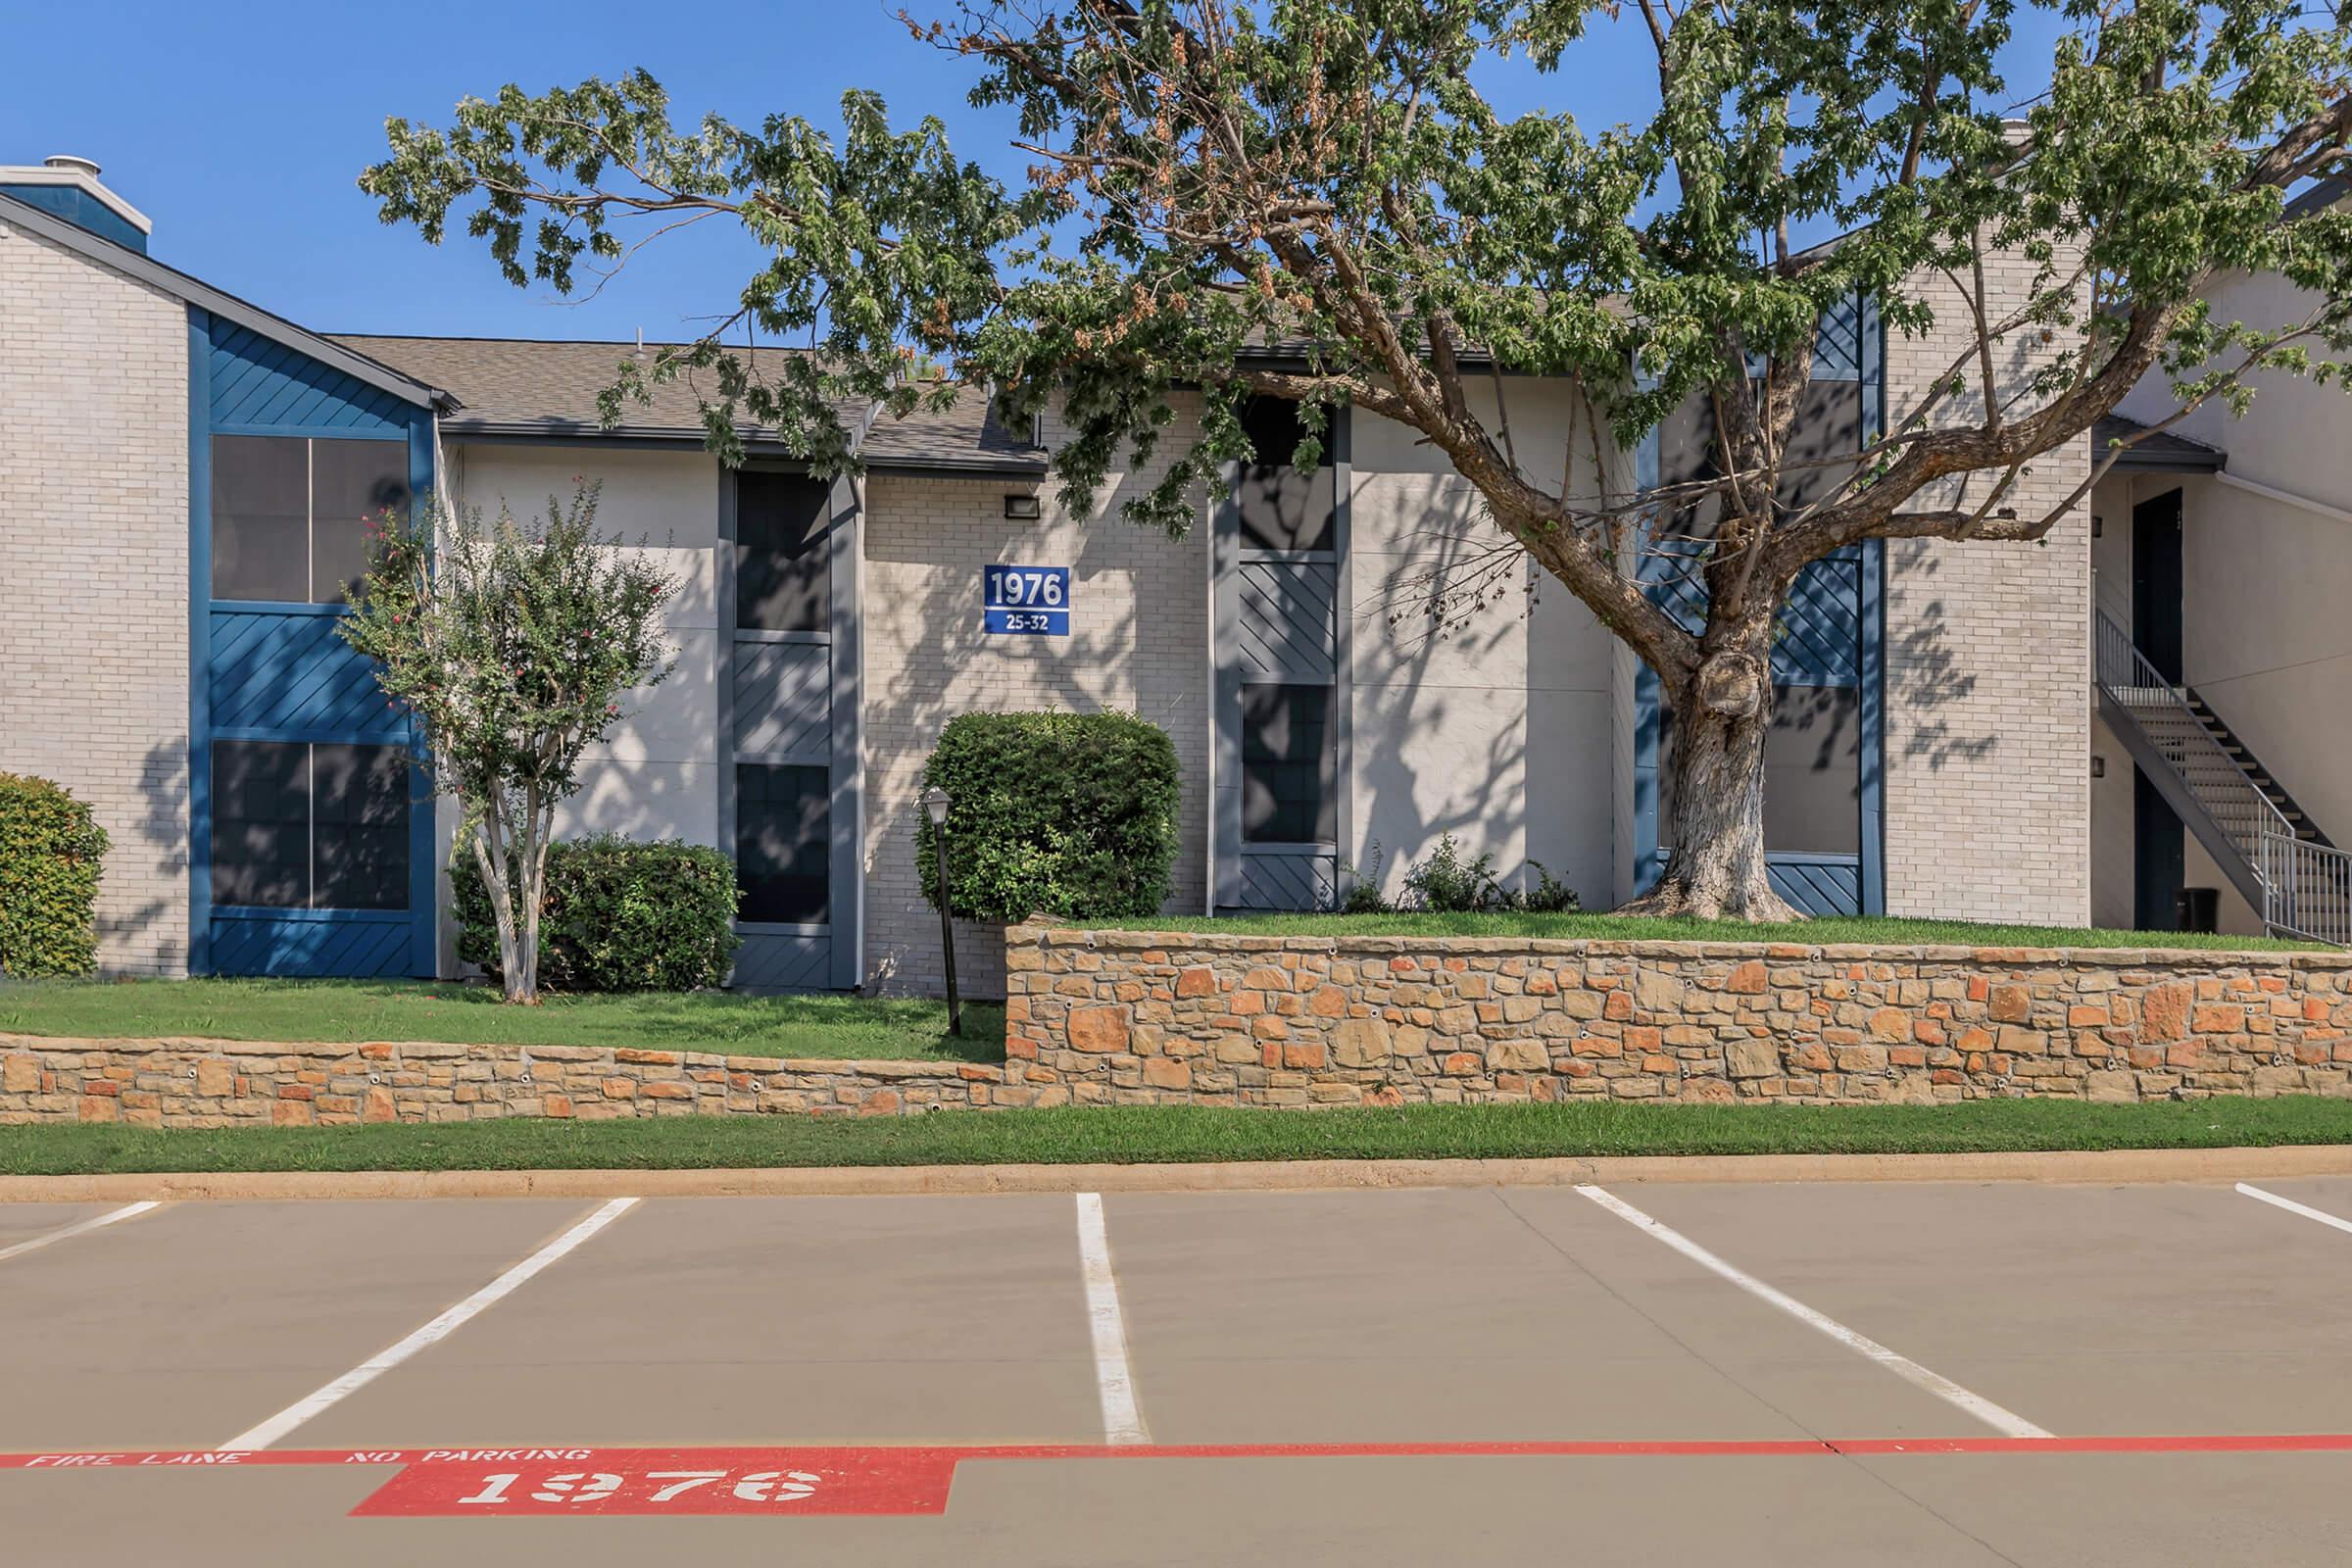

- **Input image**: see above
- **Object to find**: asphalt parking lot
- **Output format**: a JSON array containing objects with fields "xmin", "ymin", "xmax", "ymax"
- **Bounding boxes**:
[{"xmin": 4, "ymin": 1175, "xmax": 2351, "ymax": 1565}]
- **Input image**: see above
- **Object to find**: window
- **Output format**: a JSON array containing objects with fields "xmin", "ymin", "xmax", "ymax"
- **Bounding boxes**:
[
  {"xmin": 1773, "ymin": 381, "xmax": 1866, "ymax": 513},
  {"xmin": 1241, "ymin": 684, "xmax": 1337, "ymax": 844},
  {"xmin": 311, "ymin": 744, "xmax": 413, "ymax": 909},
  {"xmin": 737, "ymin": 471, "xmax": 831, "ymax": 632},
  {"xmin": 736, "ymin": 763, "xmax": 829, "ymax": 923},
  {"xmin": 310, "ymin": 441, "xmax": 413, "ymax": 602},
  {"xmin": 211, "ymin": 436, "xmax": 309, "ymax": 603},
  {"xmin": 1235, "ymin": 396, "xmax": 1336, "ymax": 553},
  {"xmin": 1658, "ymin": 685, "xmax": 1862, "ymax": 856},
  {"xmin": 212, "ymin": 435, "xmax": 411, "ymax": 604},
  {"xmin": 1651, "ymin": 378, "xmax": 1867, "ymax": 523},
  {"xmin": 212, "ymin": 740, "xmax": 410, "ymax": 909}
]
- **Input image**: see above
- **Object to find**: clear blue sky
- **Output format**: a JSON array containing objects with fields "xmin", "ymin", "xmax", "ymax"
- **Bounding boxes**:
[{"xmin": 4, "ymin": 1, "xmax": 2068, "ymax": 343}]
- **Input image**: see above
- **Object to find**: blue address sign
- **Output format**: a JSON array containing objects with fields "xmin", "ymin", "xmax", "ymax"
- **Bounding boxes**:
[{"xmin": 983, "ymin": 564, "xmax": 1070, "ymax": 635}]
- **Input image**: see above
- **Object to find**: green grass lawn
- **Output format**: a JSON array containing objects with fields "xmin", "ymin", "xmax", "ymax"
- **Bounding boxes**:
[
  {"xmin": 4, "ymin": 1097, "xmax": 2348, "ymax": 1175},
  {"xmin": 0, "ymin": 979, "xmax": 1003, "ymax": 1063},
  {"xmin": 1075, "ymin": 910, "xmax": 2325, "ymax": 951}
]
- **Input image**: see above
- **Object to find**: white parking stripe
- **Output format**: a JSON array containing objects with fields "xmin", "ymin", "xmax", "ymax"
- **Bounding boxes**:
[
  {"xmin": 0, "ymin": 1201, "xmax": 161, "ymax": 1265},
  {"xmin": 217, "ymin": 1197, "xmax": 639, "ymax": 1452},
  {"xmin": 1075, "ymin": 1192, "xmax": 1150, "ymax": 1446},
  {"xmin": 1575, "ymin": 1185, "xmax": 2051, "ymax": 1440},
  {"xmin": 2236, "ymin": 1181, "xmax": 2352, "ymax": 1235}
]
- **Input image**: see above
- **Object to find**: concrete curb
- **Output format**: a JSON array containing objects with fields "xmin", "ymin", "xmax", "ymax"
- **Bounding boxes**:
[{"xmin": 4, "ymin": 1143, "xmax": 2350, "ymax": 1201}]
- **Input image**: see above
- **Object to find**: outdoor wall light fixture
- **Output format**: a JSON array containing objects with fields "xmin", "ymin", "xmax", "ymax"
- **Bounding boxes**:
[
  {"xmin": 1004, "ymin": 493, "xmax": 1042, "ymax": 520},
  {"xmin": 922, "ymin": 786, "xmax": 963, "ymax": 1036}
]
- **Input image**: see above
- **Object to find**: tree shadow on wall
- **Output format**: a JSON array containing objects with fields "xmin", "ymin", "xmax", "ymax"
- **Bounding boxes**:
[
  {"xmin": 1345, "ymin": 479, "xmax": 1546, "ymax": 904},
  {"xmin": 1884, "ymin": 584, "xmax": 2000, "ymax": 773},
  {"xmin": 110, "ymin": 739, "xmax": 192, "ymax": 975}
]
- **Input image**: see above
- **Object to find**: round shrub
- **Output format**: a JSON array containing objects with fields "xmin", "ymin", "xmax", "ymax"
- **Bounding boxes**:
[
  {"xmin": 916, "ymin": 710, "xmax": 1181, "ymax": 922},
  {"xmin": 0, "ymin": 773, "xmax": 110, "ymax": 978},
  {"xmin": 453, "ymin": 835, "xmax": 741, "ymax": 993}
]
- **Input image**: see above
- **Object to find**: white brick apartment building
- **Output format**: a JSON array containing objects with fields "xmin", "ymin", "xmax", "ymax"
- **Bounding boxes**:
[{"xmin": 7, "ymin": 156, "xmax": 2336, "ymax": 991}]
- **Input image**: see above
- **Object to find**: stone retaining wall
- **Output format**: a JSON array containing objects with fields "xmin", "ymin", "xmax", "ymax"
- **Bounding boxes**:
[
  {"xmin": 0, "ymin": 1035, "xmax": 997, "ymax": 1128},
  {"xmin": 8, "ymin": 931, "xmax": 2348, "ymax": 1129},
  {"xmin": 1003, "ymin": 927, "xmax": 2352, "ymax": 1105}
]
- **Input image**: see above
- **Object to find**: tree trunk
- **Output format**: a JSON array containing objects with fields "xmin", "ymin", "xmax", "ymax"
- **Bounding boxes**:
[
  {"xmin": 472, "ymin": 812, "xmax": 538, "ymax": 1004},
  {"xmin": 1620, "ymin": 642, "xmax": 1801, "ymax": 923}
]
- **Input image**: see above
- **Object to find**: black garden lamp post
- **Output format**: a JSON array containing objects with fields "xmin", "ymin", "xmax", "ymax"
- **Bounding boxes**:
[{"xmin": 922, "ymin": 786, "xmax": 962, "ymax": 1036}]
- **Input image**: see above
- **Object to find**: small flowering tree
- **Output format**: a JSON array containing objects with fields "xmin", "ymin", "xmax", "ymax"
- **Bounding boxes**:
[{"xmin": 340, "ymin": 483, "xmax": 675, "ymax": 1003}]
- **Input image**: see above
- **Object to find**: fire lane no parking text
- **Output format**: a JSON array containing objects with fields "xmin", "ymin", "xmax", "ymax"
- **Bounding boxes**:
[{"xmin": 11, "ymin": 1435, "xmax": 2352, "ymax": 1520}]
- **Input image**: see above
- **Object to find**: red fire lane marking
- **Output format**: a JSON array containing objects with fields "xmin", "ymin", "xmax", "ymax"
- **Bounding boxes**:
[
  {"xmin": 3, "ymin": 1436, "xmax": 2348, "ymax": 1519},
  {"xmin": 350, "ymin": 1446, "xmax": 961, "ymax": 1518}
]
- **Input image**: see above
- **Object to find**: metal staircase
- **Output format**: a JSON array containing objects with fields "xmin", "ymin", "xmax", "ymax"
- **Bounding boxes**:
[{"xmin": 2093, "ymin": 607, "xmax": 2352, "ymax": 945}]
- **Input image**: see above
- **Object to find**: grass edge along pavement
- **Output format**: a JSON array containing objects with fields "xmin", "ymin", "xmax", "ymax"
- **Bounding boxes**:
[
  {"xmin": 6, "ymin": 1096, "xmax": 2352, "ymax": 1176},
  {"xmin": 0, "ymin": 979, "xmax": 1003, "ymax": 1063},
  {"xmin": 1070, "ymin": 911, "xmax": 2327, "ymax": 951}
]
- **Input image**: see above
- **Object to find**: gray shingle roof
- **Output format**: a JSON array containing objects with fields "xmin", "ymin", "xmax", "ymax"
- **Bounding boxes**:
[
  {"xmin": 325, "ymin": 335, "xmax": 1045, "ymax": 472},
  {"xmin": 2094, "ymin": 414, "xmax": 2226, "ymax": 472}
]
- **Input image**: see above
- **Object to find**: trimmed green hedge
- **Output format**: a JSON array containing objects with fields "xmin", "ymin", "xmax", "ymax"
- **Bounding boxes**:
[
  {"xmin": 916, "ymin": 711, "xmax": 1181, "ymax": 922},
  {"xmin": 454, "ymin": 835, "xmax": 741, "ymax": 993},
  {"xmin": 0, "ymin": 773, "xmax": 110, "ymax": 978}
]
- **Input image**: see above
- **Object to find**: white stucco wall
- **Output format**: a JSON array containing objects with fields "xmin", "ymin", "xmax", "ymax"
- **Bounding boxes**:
[
  {"xmin": 0, "ymin": 219, "xmax": 192, "ymax": 975},
  {"xmin": 445, "ymin": 443, "xmax": 727, "ymax": 847},
  {"xmin": 2110, "ymin": 265, "xmax": 2352, "ymax": 917},
  {"xmin": 437, "ymin": 443, "xmax": 724, "ymax": 973},
  {"xmin": 1347, "ymin": 377, "xmax": 1622, "ymax": 910},
  {"xmin": 2178, "ymin": 475, "xmax": 2352, "ymax": 850}
]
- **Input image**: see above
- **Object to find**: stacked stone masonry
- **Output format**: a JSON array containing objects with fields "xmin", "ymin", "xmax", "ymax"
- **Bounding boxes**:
[
  {"xmin": 0, "ymin": 1035, "xmax": 998, "ymax": 1128},
  {"xmin": 7, "ymin": 931, "xmax": 2348, "ymax": 1129},
  {"xmin": 1004, "ymin": 928, "xmax": 2352, "ymax": 1106}
]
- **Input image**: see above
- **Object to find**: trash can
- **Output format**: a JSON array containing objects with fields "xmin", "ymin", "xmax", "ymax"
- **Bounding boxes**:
[{"xmin": 2175, "ymin": 886, "xmax": 2220, "ymax": 934}]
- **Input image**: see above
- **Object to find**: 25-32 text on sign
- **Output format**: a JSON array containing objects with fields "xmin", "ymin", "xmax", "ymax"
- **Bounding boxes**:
[{"xmin": 983, "ymin": 564, "xmax": 1069, "ymax": 636}]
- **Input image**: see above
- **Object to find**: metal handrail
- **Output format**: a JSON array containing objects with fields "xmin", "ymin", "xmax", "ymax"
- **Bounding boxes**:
[
  {"xmin": 2260, "ymin": 826, "xmax": 2352, "ymax": 947},
  {"xmin": 2094, "ymin": 606, "xmax": 2351, "ymax": 945},
  {"xmin": 2093, "ymin": 606, "xmax": 2293, "ymax": 862}
]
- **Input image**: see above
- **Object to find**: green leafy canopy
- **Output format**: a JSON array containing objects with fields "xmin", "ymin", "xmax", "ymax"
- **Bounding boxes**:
[{"xmin": 360, "ymin": 0, "xmax": 2352, "ymax": 689}]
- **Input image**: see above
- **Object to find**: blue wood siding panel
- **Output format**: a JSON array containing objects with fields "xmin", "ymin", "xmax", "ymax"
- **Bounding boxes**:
[
  {"xmin": 207, "ymin": 318, "xmax": 416, "ymax": 434},
  {"xmin": 732, "ymin": 931, "xmax": 833, "ymax": 990},
  {"xmin": 191, "ymin": 309, "xmax": 436, "ymax": 977},
  {"xmin": 1227, "ymin": 849, "xmax": 1340, "ymax": 913},
  {"xmin": 1233, "ymin": 560, "xmax": 1340, "ymax": 683},
  {"xmin": 1768, "ymin": 857, "xmax": 1865, "ymax": 917},
  {"xmin": 0, "ymin": 182, "xmax": 149, "ymax": 252},
  {"xmin": 208, "ymin": 610, "xmax": 407, "ymax": 737},
  {"xmin": 210, "ymin": 909, "xmax": 417, "ymax": 979},
  {"xmin": 732, "ymin": 641, "xmax": 831, "ymax": 760}
]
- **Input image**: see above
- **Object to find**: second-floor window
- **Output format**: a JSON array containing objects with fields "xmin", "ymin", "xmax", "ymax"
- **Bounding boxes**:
[
  {"xmin": 212, "ymin": 435, "xmax": 411, "ymax": 604},
  {"xmin": 736, "ymin": 471, "xmax": 831, "ymax": 632}
]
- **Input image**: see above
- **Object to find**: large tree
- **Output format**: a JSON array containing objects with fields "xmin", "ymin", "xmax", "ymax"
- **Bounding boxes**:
[{"xmin": 362, "ymin": 0, "xmax": 2352, "ymax": 919}]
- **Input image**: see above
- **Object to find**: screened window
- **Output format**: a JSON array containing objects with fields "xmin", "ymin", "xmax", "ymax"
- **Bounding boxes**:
[
  {"xmin": 212, "ymin": 435, "xmax": 410, "ymax": 604},
  {"xmin": 1773, "ymin": 381, "xmax": 1867, "ymax": 514},
  {"xmin": 1651, "ymin": 378, "xmax": 1869, "ymax": 525},
  {"xmin": 310, "ymin": 441, "xmax": 413, "ymax": 603},
  {"xmin": 212, "ymin": 740, "xmax": 410, "ymax": 909},
  {"xmin": 1658, "ymin": 685, "xmax": 1862, "ymax": 856},
  {"xmin": 737, "ymin": 472, "xmax": 831, "ymax": 632},
  {"xmin": 1235, "ymin": 396, "xmax": 1337, "ymax": 553},
  {"xmin": 1241, "ymin": 683, "xmax": 1337, "ymax": 844},
  {"xmin": 736, "ymin": 763, "xmax": 829, "ymax": 923},
  {"xmin": 211, "ymin": 436, "xmax": 310, "ymax": 603}
]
